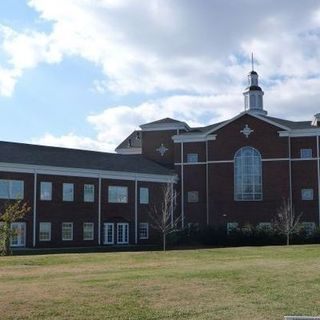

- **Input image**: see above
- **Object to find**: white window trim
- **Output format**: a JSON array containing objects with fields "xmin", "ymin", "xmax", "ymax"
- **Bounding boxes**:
[
  {"xmin": 83, "ymin": 222, "xmax": 94, "ymax": 240},
  {"xmin": 104, "ymin": 223, "xmax": 114, "ymax": 245},
  {"xmin": 139, "ymin": 222, "xmax": 149, "ymax": 240},
  {"xmin": 117, "ymin": 223, "xmax": 129, "ymax": 244},
  {"xmin": 108, "ymin": 186, "xmax": 128, "ymax": 203},
  {"xmin": 10, "ymin": 222, "xmax": 26, "ymax": 247},
  {"xmin": 234, "ymin": 146, "xmax": 262, "ymax": 201},
  {"xmin": 62, "ymin": 222, "xmax": 73, "ymax": 241},
  {"xmin": 139, "ymin": 187, "xmax": 149, "ymax": 204},
  {"xmin": 63, "ymin": 183, "xmax": 74, "ymax": 202},
  {"xmin": 39, "ymin": 222, "xmax": 51, "ymax": 241},
  {"xmin": 40, "ymin": 181, "xmax": 52, "ymax": 201},
  {"xmin": 83, "ymin": 184, "xmax": 95, "ymax": 203},
  {"xmin": 0, "ymin": 179, "xmax": 24, "ymax": 200}
]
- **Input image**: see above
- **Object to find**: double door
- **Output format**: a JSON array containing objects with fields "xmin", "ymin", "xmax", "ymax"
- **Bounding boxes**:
[{"xmin": 104, "ymin": 223, "xmax": 129, "ymax": 245}]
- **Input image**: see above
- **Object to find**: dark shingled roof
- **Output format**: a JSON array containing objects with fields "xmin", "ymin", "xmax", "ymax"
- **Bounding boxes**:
[
  {"xmin": 115, "ymin": 130, "xmax": 142, "ymax": 150},
  {"xmin": 260, "ymin": 115, "xmax": 314, "ymax": 130},
  {"xmin": 0, "ymin": 141, "xmax": 174, "ymax": 176},
  {"xmin": 141, "ymin": 117, "xmax": 185, "ymax": 126}
]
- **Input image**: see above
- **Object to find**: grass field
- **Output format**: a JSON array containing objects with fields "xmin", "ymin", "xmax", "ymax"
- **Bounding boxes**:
[{"xmin": 0, "ymin": 245, "xmax": 320, "ymax": 319}]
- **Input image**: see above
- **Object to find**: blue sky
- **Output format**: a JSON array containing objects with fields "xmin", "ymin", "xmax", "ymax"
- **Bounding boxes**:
[{"xmin": 0, "ymin": 0, "xmax": 320, "ymax": 151}]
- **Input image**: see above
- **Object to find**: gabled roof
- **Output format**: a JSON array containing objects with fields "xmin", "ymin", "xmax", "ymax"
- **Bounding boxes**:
[
  {"xmin": 115, "ymin": 130, "xmax": 142, "ymax": 153},
  {"xmin": 260, "ymin": 115, "xmax": 314, "ymax": 130},
  {"xmin": 141, "ymin": 117, "xmax": 184, "ymax": 126},
  {"xmin": 140, "ymin": 117, "xmax": 190, "ymax": 131},
  {"xmin": 0, "ymin": 141, "xmax": 174, "ymax": 176}
]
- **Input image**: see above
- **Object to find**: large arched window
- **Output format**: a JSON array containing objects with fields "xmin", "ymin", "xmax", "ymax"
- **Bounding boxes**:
[{"xmin": 234, "ymin": 147, "xmax": 262, "ymax": 201}]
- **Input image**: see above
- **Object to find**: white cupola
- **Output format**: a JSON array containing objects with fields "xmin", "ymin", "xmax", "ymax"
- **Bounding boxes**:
[{"xmin": 243, "ymin": 56, "xmax": 267, "ymax": 115}]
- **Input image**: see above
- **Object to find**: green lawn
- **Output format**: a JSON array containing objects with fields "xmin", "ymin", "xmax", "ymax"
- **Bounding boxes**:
[{"xmin": 0, "ymin": 245, "xmax": 320, "ymax": 319}]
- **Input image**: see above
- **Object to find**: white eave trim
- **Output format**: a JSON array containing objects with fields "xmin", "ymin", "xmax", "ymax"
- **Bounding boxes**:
[
  {"xmin": 115, "ymin": 147, "xmax": 142, "ymax": 154},
  {"xmin": 140, "ymin": 122, "xmax": 190, "ymax": 132},
  {"xmin": 0, "ymin": 162, "xmax": 178, "ymax": 183},
  {"xmin": 172, "ymin": 134, "xmax": 216, "ymax": 143},
  {"xmin": 279, "ymin": 129, "xmax": 320, "ymax": 137},
  {"xmin": 206, "ymin": 111, "xmax": 290, "ymax": 135}
]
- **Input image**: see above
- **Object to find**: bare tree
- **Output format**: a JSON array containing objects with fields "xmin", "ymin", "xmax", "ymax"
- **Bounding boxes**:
[
  {"xmin": 148, "ymin": 183, "xmax": 179, "ymax": 251},
  {"xmin": 273, "ymin": 198, "xmax": 302, "ymax": 245},
  {"xmin": 0, "ymin": 200, "xmax": 31, "ymax": 256}
]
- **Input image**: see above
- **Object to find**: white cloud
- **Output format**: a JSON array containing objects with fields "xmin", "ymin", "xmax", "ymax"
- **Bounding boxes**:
[
  {"xmin": 2, "ymin": 0, "xmax": 320, "ymax": 152},
  {"xmin": 1, "ymin": 0, "xmax": 320, "ymax": 96}
]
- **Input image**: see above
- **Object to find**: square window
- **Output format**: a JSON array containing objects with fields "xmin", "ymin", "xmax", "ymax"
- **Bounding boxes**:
[
  {"xmin": 187, "ymin": 153, "xmax": 198, "ymax": 163},
  {"xmin": 139, "ymin": 223, "xmax": 149, "ymax": 239},
  {"xmin": 300, "ymin": 148, "xmax": 312, "ymax": 158},
  {"xmin": 40, "ymin": 182, "xmax": 52, "ymax": 201},
  {"xmin": 108, "ymin": 186, "xmax": 128, "ymax": 203},
  {"xmin": 301, "ymin": 188, "xmax": 314, "ymax": 200},
  {"xmin": 39, "ymin": 222, "xmax": 51, "ymax": 241},
  {"xmin": 62, "ymin": 222, "xmax": 73, "ymax": 241},
  {"xmin": 63, "ymin": 183, "xmax": 74, "ymax": 202},
  {"xmin": 83, "ymin": 222, "xmax": 94, "ymax": 240},
  {"xmin": 139, "ymin": 187, "xmax": 149, "ymax": 204},
  {"xmin": 187, "ymin": 191, "xmax": 199, "ymax": 203},
  {"xmin": 84, "ymin": 184, "xmax": 94, "ymax": 202}
]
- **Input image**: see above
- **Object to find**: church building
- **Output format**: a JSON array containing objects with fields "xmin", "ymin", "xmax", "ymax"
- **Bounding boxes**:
[{"xmin": 0, "ymin": 67, "xmax": 319, "ymax": 248}]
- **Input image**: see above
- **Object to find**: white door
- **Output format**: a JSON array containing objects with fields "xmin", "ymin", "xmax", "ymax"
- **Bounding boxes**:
[
  {"xmin": 10, "ymin": 222, "xmax": 26, "ymax": 247},
  {"xmin": 117, "ymin": 223, "xmax": 129, "ymax": 244},
  {"xmin": 104, "ymin": 223, "xmax": 114, "ymax": 244}
]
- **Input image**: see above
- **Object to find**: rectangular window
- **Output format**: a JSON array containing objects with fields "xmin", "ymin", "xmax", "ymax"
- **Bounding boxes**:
[
  {"xmin": 187, "ymin": 191, "xmax": 199, "ymax": 203},
  {"xmin": 0, "ymin": 180, "xmax": 24, "ymax": 199},
  {"xmin": 10, "ymin": 222, "xmax": 26, "ymax": 247},
  {"xmin": 187, "ymin": 153, "xmax": 198, "ymax": 163},
  {"xmin": 301, "ymin": 188, "xmax": 314, "ymax": 200},
  {"xmin": 139, "ymin": 187, "xmax": 149, "ymax": 204},
  {"xmin": 104, "ymin": 223, "xmax": 114, "ymax": 244},
  {"xmin": 139, "ymin": 222, "xmax": 149, "ymax": 239},
  {"xmin": 117, "ymin": 223, "xmax": 129, "ymax": 244},
  {"xmin": 108, "ymin": 186, "xmax": 128, "ymax": 203},
  {"xmin": 63, "ymin": 183, "xmax": 74, "ymax": 202},
  {"xmin": 39, "ymin": 222, "xmax": 51, "ymax": 241},
  {"xmin": 62, "ymin": 222, "xmax": 73, "ymax": 241},
  {"xmin": 300, "ymin": 148, "xmax": 312, "ymax": 158},
  {"xmin": 83, "ymin": 222, "xmax": 94, "ymax": 240},
  {"xmin": 40, "ymin": 182, "xmax": 52, "ymax": 201},
  {"xmin": 84, "ymin": 184, "xmax": 94, "ymax": 202}
]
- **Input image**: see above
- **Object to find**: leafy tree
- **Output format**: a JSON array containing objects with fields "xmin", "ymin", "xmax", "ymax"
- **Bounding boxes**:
[
  {"xmin": 148, "ymin": 183, "xmax": 179, "ymax": 251},
  {"xmin": 0, "ymin": 200, "xmax": 31, "ymax": 255},
  {"xmin": 273, "ymin": 198, "xmax": 302, "ymax": 245}
]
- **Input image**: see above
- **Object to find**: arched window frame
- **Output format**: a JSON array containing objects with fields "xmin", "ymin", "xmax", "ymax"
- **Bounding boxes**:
[{"xmin": 234, "ymin": 146, "xmax": 262, "ymax": 201}]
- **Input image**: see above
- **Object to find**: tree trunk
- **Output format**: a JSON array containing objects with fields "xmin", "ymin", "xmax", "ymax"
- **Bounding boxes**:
[
  {"xmin": 286, "ymin": 232, "xmax": 290, "ymax": 246},
  {"xmin": 163, "ymin": 232, "xmax": 166, "ymax": 251}
]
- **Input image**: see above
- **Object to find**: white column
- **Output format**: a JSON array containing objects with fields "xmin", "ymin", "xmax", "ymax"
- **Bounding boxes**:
[
  {"xmin": 98, "ymin": 175, "xmax": 101, "ymax": 245},
  {"xmin": 181, "ymin": 142, "xmax": 184, "ymax": 228},
  {"xmin": 32, "ymin": 170, "xmax": 37, "ymax": 247},
  {"xmin": 206, "ymin": 140, "xmax": 209, "ymax": 225},
  {"xmin": 288, "ymin": 137, "xmax": 293, "ymax": 213},
  {"xmin": 170, "ymin": 181, "xmax": 174, "ymax": 227},
  {"xmin": 317, "ymin": 136, "xmax": 320, "ymax": 226},
  {"xmin": 134, "ymin": 179, "xmax": 138, "ymax": 244}
]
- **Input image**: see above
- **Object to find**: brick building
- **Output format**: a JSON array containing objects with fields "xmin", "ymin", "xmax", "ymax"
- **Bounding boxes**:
[{"xmin": 1, "ymin": 68, "xmax": 319, "ymax": 248}]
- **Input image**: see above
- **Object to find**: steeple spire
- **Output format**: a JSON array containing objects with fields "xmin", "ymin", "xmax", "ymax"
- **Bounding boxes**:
[{"xmin": 243, "ymin": 55, "xmax": 267, "ymax": 115}]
